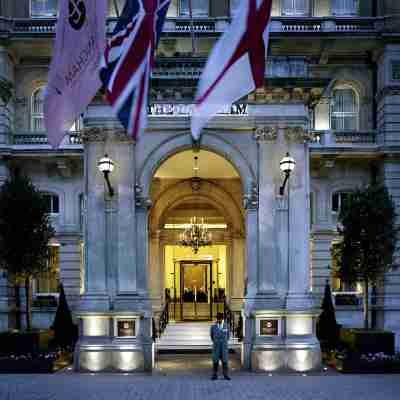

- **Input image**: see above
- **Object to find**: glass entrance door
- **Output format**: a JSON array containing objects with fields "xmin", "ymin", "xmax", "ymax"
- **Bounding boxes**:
[{"xmin": 180, "ymin": 261, "xmax": 213, "ymax": 320}]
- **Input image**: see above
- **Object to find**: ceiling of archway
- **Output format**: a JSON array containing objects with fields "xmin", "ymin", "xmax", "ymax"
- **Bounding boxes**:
[{"xmin": 154, "ymin": 150, "xmax": 239, "ymax": 179}]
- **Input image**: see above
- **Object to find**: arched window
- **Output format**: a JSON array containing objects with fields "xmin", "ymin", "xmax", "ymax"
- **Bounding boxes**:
[
  {"xmin": 332, "ymin": 0, "xmax": 359, "ymax": 16},
  {"xmin": 282, "ymin": 0, "xmax": 310, "ymax": 16},
  {"xmin": 330, "ymin": 87, "xmax": 359, "ymax": 131},
  {"xmin": 31, "ymin": 87, "xmax": 46, "ymax": 132},
  {"xmin": 42, "ymin": 193, "xmax": 60, "ymax": 215},
  {"xmin": 31, "ymin": 0, "xmax": 58, "ymax": 18},
  {"xmin": 179, "ymin": 0, "xmax": 209, "ymax": 16}
]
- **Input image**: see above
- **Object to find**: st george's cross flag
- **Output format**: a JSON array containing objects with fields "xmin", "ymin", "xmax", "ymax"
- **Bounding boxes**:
[
  {"xmin": 100, "ymin": 0, "xmax": 171, "ymax": 140},
  {"xmin": 191, "ymin": 0, "xmax": 273, "ymax": 141},
  {"xmin": 44, "ymin": 0, "xmax": 107, "ymax": 148}
]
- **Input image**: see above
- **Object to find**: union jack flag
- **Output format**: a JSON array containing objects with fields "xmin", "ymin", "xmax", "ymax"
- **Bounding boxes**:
[{"xmin": 100, "ymin": 0, "xmax": 170, "ymax": 139}]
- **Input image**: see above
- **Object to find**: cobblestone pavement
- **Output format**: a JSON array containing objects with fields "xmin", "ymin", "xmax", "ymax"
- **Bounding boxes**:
[{"xmin": 0, "ymin": 371, "xmax": 399, "ymax": 400}]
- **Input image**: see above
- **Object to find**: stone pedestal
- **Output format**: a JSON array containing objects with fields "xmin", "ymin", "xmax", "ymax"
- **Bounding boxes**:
[
  {"xmin": 243, "ymin": 107, "xmax": 321, "ymax": 372},
  {"xmin": 75, "ymin": 128, "xmax": 152, "ymax": 372}
]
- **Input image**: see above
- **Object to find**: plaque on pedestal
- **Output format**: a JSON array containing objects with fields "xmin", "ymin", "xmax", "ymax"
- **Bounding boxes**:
[
  {"xmin": 260, "ymin": 319, "xmax": 278, "ymax": 336},
  {"xmin": 117, "ymin": 320, "xmax": 136, "ymax": 337}
]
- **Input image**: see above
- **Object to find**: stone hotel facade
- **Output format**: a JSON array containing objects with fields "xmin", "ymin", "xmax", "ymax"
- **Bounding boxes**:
[{"xmin": 0, "ymin": 0, "xmax": 400, "ymax": 372}]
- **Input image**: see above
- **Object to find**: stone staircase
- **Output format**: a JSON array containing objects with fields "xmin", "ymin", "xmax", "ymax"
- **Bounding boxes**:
[{"xmin": 156, "ymin": 321, "xmax": 240, "ymax": 352}]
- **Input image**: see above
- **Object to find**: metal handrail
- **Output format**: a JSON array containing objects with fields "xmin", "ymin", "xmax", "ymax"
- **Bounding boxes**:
[
  {"xmin": 223, "ymin": 298, "xmax": 235, "ymax": 339},
  {"xmin": 158, "ymin": 299, "xmax": 170, "ymax": 339}
]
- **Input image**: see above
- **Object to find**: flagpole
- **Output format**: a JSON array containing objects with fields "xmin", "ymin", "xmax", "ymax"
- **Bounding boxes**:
[
  {"xmin": 112, "ymin": 0, "xmax": 120, "ymax": 18},
  {"xmin": 188, "ymin": 0, "xmax": 196, "ymax": 54}
]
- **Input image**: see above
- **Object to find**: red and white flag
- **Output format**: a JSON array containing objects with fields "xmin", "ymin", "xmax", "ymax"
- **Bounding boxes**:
[
  {"xmin": 191, "ymin": 0, "xmax": 273, "ymax": 141},
  {"xmin": 44, "ymin": 0, "xmax": 107, "ymax": 148}
]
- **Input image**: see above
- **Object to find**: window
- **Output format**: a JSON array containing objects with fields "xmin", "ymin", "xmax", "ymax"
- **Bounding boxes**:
[
  {"xmin": 282, "ymin": 0, "xmax": 309, "ymax": 16},
  {"xmin": 330, "ymin": 88, "xmax": 359, "ymax": 131},
  {"xmin": 332, "ymin": 276, "xmax": 359, "ymax": 292},
  {"xmin": 31, "ymin": 87, "xmax": 45, "ymax": 132},
  {"xmin": 108, "ymin": 0, "xmax": 125, "ymax": 17},
  {"xmin": 180, "ymin": 0, "xmax": 209, "ymax": 17},
  {"xmin": 332, "ymin": 192, "xmax": 351, "ymax": 214},
  {"xmin": 43, "ymin": 193, "xmax": 60, "ymax": 214},
  {"xmin": 332, "ymin": 0, "xmax": 359, "ymax": 16},
  {"xmin": 31, "ymin": 0, "xmax": 58, "ymax": 17},
  {"xmin": 35, "ymin": 245, "xmax": 60, "ymax": 294}
]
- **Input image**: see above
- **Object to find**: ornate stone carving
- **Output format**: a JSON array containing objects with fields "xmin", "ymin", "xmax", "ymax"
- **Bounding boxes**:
[
  {"xmin": 284, "ymin": 126, "xmax": 317, "ymax": 143},
  {"xmin": 80, "ymin": 127, "xmax": 135, "ymax": 143},
  {"xmin": 243, "ymin": 183, "xmax": 259, "ymax": 210},
  {"xmin": 253, "ymin": 126, "xmax": 278, "ymax": 142},
  {"xmin": 135, "ymin": 184, "xmax": 152, "ymax": 209}
]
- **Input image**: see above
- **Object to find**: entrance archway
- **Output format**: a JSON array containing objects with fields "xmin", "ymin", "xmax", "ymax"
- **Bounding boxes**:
[{"xmin": 148, "ymin": 149, "xmax": 246, "ymax": 326}]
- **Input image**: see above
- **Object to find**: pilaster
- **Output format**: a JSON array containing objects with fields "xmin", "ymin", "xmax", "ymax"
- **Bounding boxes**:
[{"xmin": 0, "ymin": 45, "xmax": 14, "ymax": 145}]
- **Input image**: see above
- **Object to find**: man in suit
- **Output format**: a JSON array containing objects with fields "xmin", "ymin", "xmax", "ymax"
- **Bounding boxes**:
[{"xmin": 210, "ymin": 312, "xmax": 231, "ymax": 380}]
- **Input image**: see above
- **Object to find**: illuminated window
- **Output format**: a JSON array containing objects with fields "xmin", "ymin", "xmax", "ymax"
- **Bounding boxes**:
[
  {"xmin": 31, "ymin": 87, "xmax": 45, "ymax": 132},
  {"xmin": 332, "ymin": 191, "xmax": 351, "ymax": 214},
  {"xmin": 35, "ymin": 245, "xmax": 60, "ymax": 294},
  {"xmin": 42, "ymin": 193, "xmax": 60, "ymax": 215},
  {"xmin": 282, "ymin": 0, "xmax": 309, "ymax": 16},
  {"xmin": 332, "ymin": 276, "xmax": 358, "ymax": 292},
  {"xmin": 332, "ymin": 0, "xmax": 359, "ymax": 16},
  {"xmin": 180, "ymin": 0, "xmax": 209, "ymax": 16},
  {"xmin": 330, "ymin": 88, "xmax": 359, "ymax": 131},
  {"xmin": 31, "ymin": 0, "xmax": 58, "ymax": 17}
]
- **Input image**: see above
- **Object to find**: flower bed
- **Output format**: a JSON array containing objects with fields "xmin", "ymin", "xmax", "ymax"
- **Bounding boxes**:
[
  {"xmin": 0, "ymin": 351, "xmax": 72, "ymax": 373},
  {"xmin": 335, "ymin": 352, "xmax": 400, "ymax": 373}
]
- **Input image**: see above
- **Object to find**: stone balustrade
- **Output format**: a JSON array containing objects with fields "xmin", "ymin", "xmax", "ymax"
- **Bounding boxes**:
[
  {"xmin": 0, "ymin": 16, "xmax": 385, "ymax": 37},
  {"xmin": 12, "ymin": 131, "xmax": 82, "ymax": 145},
  {"xmin": 309, "ymin": 130, "xmax": 377, "ymax": 147}
]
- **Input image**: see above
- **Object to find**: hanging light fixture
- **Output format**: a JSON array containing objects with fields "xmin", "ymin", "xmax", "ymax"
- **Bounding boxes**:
[
  {"xmin": 179, "ymin": 216, "xmax": 212, "ymax": 254},
  {"xmin": 178, "ymin": 156, "xmax": 212, "ymax": 253}
]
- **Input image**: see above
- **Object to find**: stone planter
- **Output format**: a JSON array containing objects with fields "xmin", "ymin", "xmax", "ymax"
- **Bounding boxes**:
[
  {"xmin": 0, "ymin": 357, "xmax": 55, "ymax": 373},
  {"xmin": 336, "ymin": 357, "xmax": 400, "ymax": 373}
]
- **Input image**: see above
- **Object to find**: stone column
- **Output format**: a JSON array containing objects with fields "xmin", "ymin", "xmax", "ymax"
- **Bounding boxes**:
[
  {"xmin": 383, "ymin": 158, "xmax": 400, "ymax": 347},
  {"xmin": 254, "ymin": 127, "xmax": 279, "ymax": 295},
  {"xmin": 79, "ymin": 129, "xmax": 110, "ymax": 311},
  {"xmin": 0, "ymin": 158, "xmax": 10, "ymax": 331},
  {"xmin": 113, "ymin": 135, "xmax": 137, "ymax": 303},
  {"xmin": 284, "ymin": 127, "xmax": 314, "ymax": 310},
  {"xmin": 243, "ymin": 185, "xmax": 259, "ymax": 300},
  {"xmin": 59, "ymin": 236, "xmax": 82, "ymax": 311},
  {"xmin": 0, "ymin": 45, "xmax": 14, "ymax": 145},
  {"xmin": 135, "ymin": 189, "xmax": 152, "ymax": 297},
  {"xmin": 149, "ymin": 230, "xmax": 162, "ymax": 309}
]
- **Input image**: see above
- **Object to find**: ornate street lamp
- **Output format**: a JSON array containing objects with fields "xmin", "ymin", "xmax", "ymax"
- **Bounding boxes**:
[
  {"xmin": 98, "ymin": 154, "xmax": 115, "ymax": 197},
  {"xmin": 279, "ymin": 152, "xmax": 296, "ymax": 195}
]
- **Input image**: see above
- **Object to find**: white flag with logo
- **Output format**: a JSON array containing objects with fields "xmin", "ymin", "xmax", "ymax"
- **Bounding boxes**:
[{"xmin": 44, "ymin": 0, "xmax": 107, "ymax": 148}]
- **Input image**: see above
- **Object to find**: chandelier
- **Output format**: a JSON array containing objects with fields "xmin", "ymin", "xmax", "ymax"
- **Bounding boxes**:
[{"xmin": 179, "ymin": 216, "xmax": 212, "ymax": 254}]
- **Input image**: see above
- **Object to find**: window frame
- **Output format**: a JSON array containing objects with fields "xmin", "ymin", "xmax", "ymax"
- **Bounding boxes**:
[
  {"xmin": 331, "ymin": 0, "xmax": 359, "ymax": 17},
  {"xmin": 42, "ymin": 192, "xmax": 60, "ymax": 216},
  {"xmin": 281, "ymin": 0, "xmax": 311, "ymax": 17},
  {"xmin": 30, "ymin": 0, "xmax": 58, "ymax": 18},
  {"xmin": 330, "ymin": 86, "xmax": 359, "ymax": 132},
  {"xmin": 33, "ymin": 244, "xmax": 60, "ymax": 297},
  {"xmin": 331, "ymin": 191, "xmax": 352, "ymax": 214},
  {"xmin": 179, "ymin": 0, "xmax": 210, "ymax": 17},
  {"xmin": 31, "ymin": 86, "xmax": 46, "ymax": 132}
]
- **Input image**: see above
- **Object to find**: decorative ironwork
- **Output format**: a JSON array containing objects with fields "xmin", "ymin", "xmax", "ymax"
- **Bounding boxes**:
[{"xmin": 178, "ymin": 216, "xmax": 212, "ymax": 254}]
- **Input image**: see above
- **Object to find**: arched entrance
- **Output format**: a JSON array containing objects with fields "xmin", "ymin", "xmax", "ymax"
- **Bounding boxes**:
[{"xmin": 148, "ymin": 149, "xmax": 246, "ymax": 323}]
